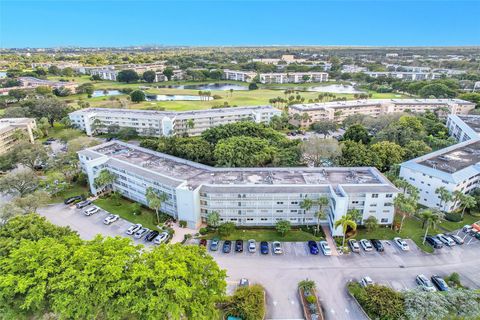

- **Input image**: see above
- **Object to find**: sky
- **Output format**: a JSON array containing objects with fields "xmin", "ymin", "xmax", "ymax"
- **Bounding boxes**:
[{"xmin": 0, "ymin": 1, "xmax": 479, "ymax": 48}]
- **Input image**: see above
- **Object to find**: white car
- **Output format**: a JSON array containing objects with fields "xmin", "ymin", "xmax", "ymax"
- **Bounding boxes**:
[
  {"xmin": 248, "ymin": 239, "xmax": 256, "ymax": 253},
  {"xmin": 134, "ymin": 227, "xmax": 150, "ymax": 239},
  {"xmin": 436, "ymin": 234, "xmax": 456, "ymax": 247},
  {"xmin": 360, "ymin": 276, "xmax": 374, "ymax": 287},
  {"xmin": 84, "ymin": 206, "xmax": 99, "ymax": 216},
  {"xmin": 154, "ymin": 231, "xmax": 169, "ymax": 244},
  {"xmin": 272, "ymin": 241, "xmax": 283, "ymax": 255},
  {"xmin": 360, "ymin": 239, "xmax": 373, "ymax": 252},
  {"xmin": 319, "ymin": 240, "xmax": 331, "ymax": 256},
  {"xmin": 394, "ymin": 237, "xmax": 410, "ymax": 251},
  {"xmin": 103, "ymin": 214, "xmax": 119, "ymax": 225},
  {"xmin": 462, "ymin": 225, "xmax": 473, "ymax": 233},
  {"xmin": 449, "ymin": 234, "xmax": 464, "ymax": 245},
  {"xmin": 126, "ymin": 223, "xmax": 142, "ymax": 235},
  {"xmin": 416, "ymin": 274, "xmax": 436, "ymax": 292}
]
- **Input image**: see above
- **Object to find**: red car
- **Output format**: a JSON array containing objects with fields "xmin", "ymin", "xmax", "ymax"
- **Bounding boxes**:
[{"xmin": 199, "ymin": 239, "xmax": 207, "ymax": 247}]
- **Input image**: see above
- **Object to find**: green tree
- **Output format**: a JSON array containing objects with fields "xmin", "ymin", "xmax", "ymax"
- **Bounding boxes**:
[
  {"xmin": 420, "ymin": 209, "xmax": 444, "ymax": 244},
  {"xmin": 8, "ymin": 89, "xmax": 28, "ymax": 102},
  {"xmin": 339, "ymin": 140, "xmax": 372, "ymax": 167},
  {"xmin": 76, "ymin": 83, "xmax": 95, "ymax": 96},
  {"xmin": 394, "ymin": 193, "xmax": 417, "ymax": 232},
  {"xmin": 458, "ymin": 194, "xmax": 476, "ymax": 218},
  {"xmin": 162, "ymin": 68, "xmax": 174, "ymax": 81},
  {"xmin": 334, "ymin": 214, "xmax": 357, "ymax": 249},
  {"xmin": 314, "ymin": 196, "xmax": 329, "ymax": 234},
  {"xmin": 130, "ymin": 90, "xmax": 146, "ymax": 102},
  {"xmin": 248, "ymin": 82, "xmax": 258, "ymax": 90},
  {"xmin": 404, "ymin": 289, "xmax": 449, "ymax": 320},
  {"xmin": 301, "ymin": 137, "xmax": 341, "ymax": 167},
  {"xmin": 25, "ymin": 97, "xmax": 72, "ymax": 127},
  {"xmin": 364, "ymin": 215, "xmax": 379, "ymax": 232},
  {"xmin": 218, "ymin": 222, "xmax": 236, "ymax": 237},
  {"xmin": 12, "ymin": 142, "xmax": 49, "ymax": 170},
  {"xmin": 370, "ymin": 141, "xmax": 405, "ymax": 172},
  {"xmin": 275, "ymin": 220, "xmax": 291, "ymax": 236},
  {"xmin": 93, "ymin": 169, "xmax": 116, "ymax": 194},
  {"xmin": 145, "ymin": 187, "xmax": 169, "ymax": 224},
  {"xmin": 403, "ymin": 140, "xmax": 432, "ymax": 159},
  {"xmin": 418, "ymin": 83, "xmax": 456, "ymax": 98},
  {"xmin": 435, "ymin": 186, "xmax": 453, "ymax": 212},
  {"xmin": 298, "ymin": 279, "xmax": 316, "ymax": 292},
  {"xmin": 362, "ymin": 285, "xmax": 405, "ymax": 320},
  {"xmin": 310, "ymin": 120, "xmax": 337, "ymax": 138},
  {"xmin": 342, "ymin": 124, "xmax": 370, "ymax": 144},
  {"xmin": 224, "ymin": 284, "xmax": 265, "ymax": 320},
  {"xmin": 206, "ymin": 211, "xmax": 220, "ymax": 228},
  {"xmin": 142, "ymin": 70, "xmax": 156, "ymax": 83},
  {"xmin": 0, "ymin": 169, "xmax": 39, "ymax": 197},
  {"xmin": 214, "ymin": 136, "xmax": 275, "ymax": 167},
  {"xmin": 117, "ymin": 69, "xmax": 139, "ymax": 83}
]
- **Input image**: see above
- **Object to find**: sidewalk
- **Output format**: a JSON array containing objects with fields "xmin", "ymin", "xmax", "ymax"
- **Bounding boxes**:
[
  {"xmin": 169, "ymin": 222, "xmax": 198, "ymax": 244},
  {"xmin": 322, "ymin": 225, "xmax": 340, "ymax": 256}
]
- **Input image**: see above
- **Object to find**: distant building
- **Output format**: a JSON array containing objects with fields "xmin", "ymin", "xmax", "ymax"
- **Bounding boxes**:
[
  {"xmin": 289, "ymin": 99, "xmax": 475, "ymax": 126},
  {"xmin": 258, "ymin": 72, "xmax": 328, "ymax": 84},
  {"xmin": 223, "ymin": 69, "xmax": 257, "ymax": 82},
  {"xmin": 78, "ymin": 141, "xmax": 398, "ymax": 233},
  {"xmin": 18, "ymin": 77, "xmax": 78, "ymax": 91},
  {"xmin": 69, "ymin": 106, "xmax": 281, "ymax": 137},
  {"xmin": 0, "ymin": 118, "xmax": 36, "ymax": 155}
]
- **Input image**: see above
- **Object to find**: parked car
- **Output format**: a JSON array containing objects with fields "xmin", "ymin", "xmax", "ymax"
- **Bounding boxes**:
[
  {"xmin": 145, "ymin": 230, "xmax": 160, "ymax": 242},
  {"xmin": 210, "ymin": 238, "xmax": 220, "ymax": 251},
  {"xmin": 272, "ymin": 241, "xmax": 283, "ymax": 254},
  {"xmin": 436, "ymin": 234, "xmax": 456, "ymax": 246},
  {"xmin": 319, "ymin": 240, "xmax": 332, "ymax": 256},
  {"xmin": 84, "ymin": 206, "xmax": 99, "ymax": 216},
  {"xmin": 463, "ymin": 225, "xmax": 473, "ymax": 233},
  {"xmin": 348, "ymin": 239, "xmax": 361, "ymax": 253},
  {"xmin": 431, "ymin": 275, "xmax": 450, "ymax": 291},
  {"xmin": 76, "ymin": 200, "xmax": 92, "ymax": 209},
  {"xmin": 223, "ymin": 240, "xmax": 232, "ymax": 253},
  {"xmin": 154, "ymin": 231, "xmax": 169, "ymax": 245},
  {"xmin": 134, "ymin": 227, "xmax": 150, "ymax": 239},
  {"xmin": 425, "ymin": 235, "xmax": 443, "ymax": 249},
  {"xmin": 235, "ymin": 240, "xmax": 243, "ymax": 252},
  {"xmin": 126, "ymin": 223, "xmax": 142, "ymax": 235},
  {"xmin": 360, "ymin": 276, "xmax": 374, "ymax": 287},
  {"xmin": 371, "ymin": 239, "xmax": 384, "ymax": 252},
  {"xmin": 474, "ymin": 231, "xmax": 480, "ymax": 240},
  {"xmin": 64, "ymin": 195, "xmax": 84, "ymax": 205},
  {"xmin": 260, "ymin": 241, "xmax": 269, "ymax": 255},
  {"xmin": 199, "ymin": 239, "xmax": 207, "ymax": 247},
  {"xmin": 449, "ymin": 234, "xmax": 464, "ymax": 245},
  {"xmin": 360, "ymin": 239, "xmax": 373, "ymax": 252},
  {"xmin": 239, "ymin": 278, "xmax": 249, "ymax": 287},
  {"xmin": 248, "ymin": 239, "xmax": 256, "ymax": 253},
  {"xmin": 307, "ymin": 240, "xmax": 319, "ymax": 255},
  {"xmin": 393, "ymin": 237, "xmax": 410, "ymax": 251},
  {"xmin": 416, "ymin": 274, "xmax": 437, "ymax": 292},
  {"xmin": 103, "ymin": 214, "xmax": 119, "ymax": 225}
]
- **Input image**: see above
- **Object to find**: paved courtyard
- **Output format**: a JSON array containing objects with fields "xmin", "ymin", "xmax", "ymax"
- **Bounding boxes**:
[{"xmin": 38, "ymin": 203, "xmax": 480, "ymax": 320}]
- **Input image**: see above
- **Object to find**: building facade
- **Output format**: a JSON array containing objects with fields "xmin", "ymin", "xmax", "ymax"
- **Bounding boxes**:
[
  {"xmin": 18, "ymin": 77, "xmax": 78, "ymax": 91},
  {"xmin": 289, "ymin": 99, "xmax": 475, "ymax": 126},
  {"xmin": 258, "ymin": 72, "xmax": 328, "ymax": 84},
  {"xmin": 0, "ymin": 118, "xmax": 36, "ymax": 155},
  {"xmin": 79, "ymin": 141, "xmax": 398, "ymax": 234},
  {"xmin": 69, "ymin": 106, "xmax": 281, "ymax": 137}
]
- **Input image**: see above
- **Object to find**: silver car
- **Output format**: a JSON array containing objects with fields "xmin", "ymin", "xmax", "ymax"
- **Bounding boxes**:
[
  {"xmin": 134, "ymin": 227, "xmax": 150, "ymax": 239},
  {"xmin": 416, "ymin": 274, "xmax": 436, "ymax": 292},
  {"xmin": 126, "ymin": 223, "xmax": 142, "ymax": 235},
  {"xmin": 319, "ymin": 240, "xmax": 332, "ymax": 256},
  {"xmin": 272, "ymin": 241, "xmax": 283, "ymax": 254},
  {"xmin": 360, "ymin": 239, "xmax": 373, "ymax": 252},
  {"xmin": 103, "ymin": 214, "xmax": 119, "ymax": 225},
  {"xmin": 436, "ymin": 234, "xmax": 456, "ymax": 247},
  {"xmin": 154, "ymin": 231, "xmax": 169, "ymax": 244},
  {"xmin": 248, "ymin": 239, "xmax": 256, "ymax": 253}
]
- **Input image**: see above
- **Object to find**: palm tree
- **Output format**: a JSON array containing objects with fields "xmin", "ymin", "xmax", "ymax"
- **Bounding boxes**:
[
  {"xmin": 435, "ymin": 187, "xmax": 453, "ymax": 212},
  {"xmin": 206, "ymin": 211, "xmax": 220, "ymax": 228},
  {"xmin": 459, "ymin": 194, "xmax": 476, "ymax": 218},
  {"xmin": 420, "ymin": 209, "xmax": 444, "ymax": 244},
  {"xmin": 300, "ymin": 198, "xmax": 314, "ymax": 213},
  {"xmin": 314, "ymin": 196, "xmax": 329, "ymax": 235},
  {"xmin": 298, "ymin": 279, "xmax": 316, "ymax": 292},
  {"xmin": 146, "ymin": 187, "xmax": 169, "ymax": 224},
  {"xmin": 394, "ymin": 193, "xmax": 416, "ymax": 232},
  {"xmin": 334, "ymin": 214, "xmax": 357, "ymax": 249}
]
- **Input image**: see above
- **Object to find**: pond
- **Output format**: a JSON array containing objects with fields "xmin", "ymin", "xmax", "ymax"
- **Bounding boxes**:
[
  {"xmin": 156, "ymin": 82, "xmax": 249, "ymax": 91},
  {"xmin": 145, "ymin": 94, "xmax": 213, "ymax": 101},
  {"xmin": 307, "ymin": 84, "xmax": 366, "ymax": 94},
  {"xmin": 92, "ymin": 90, "xmax": 122, "ymax": 97}
]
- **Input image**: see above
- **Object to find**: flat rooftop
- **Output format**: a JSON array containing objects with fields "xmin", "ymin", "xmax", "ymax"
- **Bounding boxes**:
[
  {"xmin": 419, "ymin": 139, "xmax": 480, "ymax": 174},
  {"xmin": 84, "ymin": 142, "xmax": 393, "ymax": 190},
  {"xmin": 458, "ymin": 115, "xmax": 480, "ymax": 133}
]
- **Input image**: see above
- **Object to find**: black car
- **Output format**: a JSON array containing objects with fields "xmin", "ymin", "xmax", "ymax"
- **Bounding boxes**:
[
  {"xmin": 260, "ymin": 241, "xmax": 269, "ymax": 254},
  {"xmin": 431, "ymin": 275, "xmax": 450, "ymax": 291},
  {"xmin": 371, "ymin": 239, "xmax": 384, "ymax": 252},
  {"xmin": 106, "ymin": 137, "xmax": 114, "ymax": 142},
  {"xmin": 145, "ymin": 230, "xmax": 160, "ymax": 242},
  {"xmin": 75, "ymin": 200, "xmax": 92, "ymax": 209},
  {"xmin": 46, "ymin": 138, "xmax": 56, "ymax": 142},
  {"xmin": 425, "ymin": 236, "xmax": 443, "ymax": 249},
  {"xmin": 235, "ymin": 240, "xmax": 243, "ymax": 252},
  {"xmin": 223, "ymin": 240, "xmax": 232, "ymax": 253},
  {"xmin": 64, "ymin": 195, "xmax": 84, "ymax": 205}
]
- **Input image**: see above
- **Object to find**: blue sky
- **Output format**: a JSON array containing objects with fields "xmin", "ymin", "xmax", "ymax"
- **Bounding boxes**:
[{"xmin": 1, "ymin": 1, "xmax": 479, "ymax": 48}]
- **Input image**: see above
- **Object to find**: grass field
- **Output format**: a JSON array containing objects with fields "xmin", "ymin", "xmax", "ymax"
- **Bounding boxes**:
[
  {"xmin": 49, "ymin": 183, "xmax": 89, "ymax": 204},
  {"xmin": 203, "ymin": 227, "xmax": 325, "ymax": 242}
]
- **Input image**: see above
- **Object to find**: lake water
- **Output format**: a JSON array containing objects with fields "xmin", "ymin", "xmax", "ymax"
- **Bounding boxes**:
[
  {"xmin": 146, "ymin": 94, "xmax": 213, "ymax": 101},
  {"xmin": 0, "ymin": 72, "xmax": 6, "ymax": 78},
  {"xmin": 307, "ymin": 84, "xmax": 365, "ymax": 94},
  {"xmin": 156, "ymin": 83, "xmax": 249, "ymax": 91},
  {"xmin": 92, "ymin": 90, "xmax": 122, "ymax": 97}
]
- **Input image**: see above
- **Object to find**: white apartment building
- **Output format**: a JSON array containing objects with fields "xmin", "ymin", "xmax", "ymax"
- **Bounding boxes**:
[
  {"xmin": 400, "ymin": 114, "xmax": 480, "ymax": 212},
  {"xmin": 258, "ymin": 72, "xmax": 328, "ymax": 84},
  {"xmin": 223, "ymin": 70, "xmax": 257, "ymax": 82},
  {"xmin": 78, "ymin": 141, "xmax": 398, "ymax": 234},
  {"xmin": 0, "ymin": 118, "xmax": 36, "ymax": 155},
  {"xmin": 364, "ymin": 71, "xmax": 442, "ymax": 81},
  {"xmin": 289, "ymin": 99, "xmax": 475, "ymax": 126},
  {"xmin": 69, "ymin": 106, "xmax": 281, "ymax": 137}
]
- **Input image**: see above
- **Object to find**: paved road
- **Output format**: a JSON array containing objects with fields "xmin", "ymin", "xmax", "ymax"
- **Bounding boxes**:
[{"xmin": 38, "ymin": 204, "xmax": 480, "ymax": 320}]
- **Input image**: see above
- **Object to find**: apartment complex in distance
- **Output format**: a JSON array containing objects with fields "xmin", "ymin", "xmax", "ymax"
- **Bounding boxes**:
[
  {"xmin": 18, "ymin": 77, "xmax": 78, "ymax": 91},
  {"xmin": 0, "ymin": 118, "xmax": 36, "ymax": 155},
  {"xmin": 69, "ymin": 106, "xmax": 281, "ymax": 137},
  {"xmin": 400, "ymin": 114, "xmax": 480, "ymax": 212},
  {"xmin": 288, "ymin": 99, "xmax": 475, "ymax": 126},
  {"xmin": 223, "ymin": 70, "xmax": 257, "ymax": 82},
  {"xmin": 222, "ymin": 70, "xmax": 328, "ymax": 84},
  {"xmin": 78, "ymin": 141, "xmax": 398, "ymax": 234}
]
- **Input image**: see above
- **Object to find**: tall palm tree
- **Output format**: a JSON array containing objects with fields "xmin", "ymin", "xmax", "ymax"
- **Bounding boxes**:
[
  {"xmin": 300, "ymin": 198, "xmax": 314, "ymax": 213},
  {"xmin": 394, "ymin": 193, "xmax": 416, "ymax": 232},
  {"xmin": 435, "ymin": 187, "xmax": 452, "ymax": 211},
  {"xmin": 334, "ymin": 214, "xmax": 357, "ymax": 249},
  {"xmin": 452, "ymin": 190, "xmax": 464, "ymax": 209},
  {"xmin": 459, "ymin": 194, "xmax": 476, "ymax": 218},
  {"xmin": 420, "ymin": 209, "xmax": 444, "ymax": 244},
  {"xmin": 314, "ymin": 196, "xmax": 329, "ymax": 234}
]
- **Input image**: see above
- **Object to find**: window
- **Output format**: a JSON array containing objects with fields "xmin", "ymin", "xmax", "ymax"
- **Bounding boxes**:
[
  {"xmin": 276, "ymin": 210, "xmax": 283, "ymax": 213},
  {"xmin": 381, "ymin": 218, "xmax": 388, "ymax": 223},
  {"xmin": 291, "ymin": 201, "xmax": 298, "ymax": 205},
  {"xmin": 277, "ymin": 201, "xmax": 284, "ymax": 205},
  {"xmin": 386, "ymin": 194, "xmax": 393, "ymax": 198},
  {"xmin": 370, "ymin": 203, "xmax": 377, "ymax": 207},
  {"xmin": 372, "ymin": 194, "xmax": 379, "ymax": 198}
]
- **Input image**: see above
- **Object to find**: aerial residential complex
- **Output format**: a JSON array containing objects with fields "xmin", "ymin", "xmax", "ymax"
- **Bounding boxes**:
[
  {"xmin": 288, "ymin": 99, "xmax": 475, "ymax": 126},
  {"xmin": 69, "ymin": 106, "xmax": 281, "ymax": 137},
  {"xmin": 222, "ymin": 70, "xmax": 328, "ymax": 84},
  {"xmin": 400, "ymin": 114, "xmax": 480, "ymax": 212},
  {"xmin": 0, "ymin": 118, "xmax": 36, "ymax": 155},
  {"xmin": 78, "ymin": 141, "xmax": 398, "ymax": 234},
  {"xmin": 18, "ymin": 76, "xmax": 78, "ymax": 91}
]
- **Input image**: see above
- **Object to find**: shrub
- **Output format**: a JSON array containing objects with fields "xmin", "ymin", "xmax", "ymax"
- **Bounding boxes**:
[
  {"xmin": 225, "ymin": 284, "xmax": 265, "ymax": 320},
  {"xmin": 444, "ymin": 212, "xmax": 463, "ymax": 222},
  {"xmin": 306, "ymin": 295, "xmax": 317, "ymax": 304},
  {"xmin": 218, "ymin": 222, "xmax": 236, "ymax": 236},
  {"xmin": 179, "ymin": 220, "xmax": 187, "ymax": 228},
  {"xmin": 199, "ymin": 227, "xmax": 208, "ymax": 235}
]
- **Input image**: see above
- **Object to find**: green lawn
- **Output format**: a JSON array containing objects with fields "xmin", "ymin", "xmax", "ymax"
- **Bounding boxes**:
[
  {"xmin": 203, "ymin": 228, "xmax": 324, "ymax": 242},
  {"xmin": 355, "ymin": 217, "xmax": 440, "ymax": 253},
  {"xmin": 49, "ymin": 182, "xmax": 89, "ymax": 204},
  {"xmin": 440, "ymin": 213, "xmax": 480, "ymax": 232},
  {"xmin": 93, "ymin": 196, "xmax": 161, "ymax": 230}
]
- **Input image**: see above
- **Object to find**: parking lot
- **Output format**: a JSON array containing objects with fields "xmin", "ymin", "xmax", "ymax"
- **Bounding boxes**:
[{"xmin": 38, "ymin": 204, "xmax": 480, "ymax": 320}]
